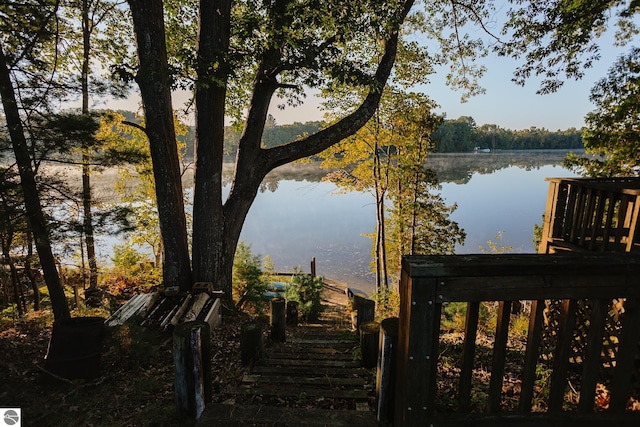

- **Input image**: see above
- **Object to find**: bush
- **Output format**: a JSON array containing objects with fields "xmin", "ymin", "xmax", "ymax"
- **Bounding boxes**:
[
  {"xmin": 232, "ymin": 242, "xmax": 268, "ymax": 314},
  {"xmin": 112, "ymin": 244, "xmax": 144, "ymax": 272},
  {"xmin": 284, "ymin": 273, "xmax": 324, "ymax": 321},
  {"xmin": 371, "ymin": 287, "xmax": 400, "ymax": 320}
]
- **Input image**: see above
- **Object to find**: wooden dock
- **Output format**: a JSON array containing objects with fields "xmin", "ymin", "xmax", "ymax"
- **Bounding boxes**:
[{"xmin": 196, "ymin": 282, "xmax": 379, "ymax": 426}]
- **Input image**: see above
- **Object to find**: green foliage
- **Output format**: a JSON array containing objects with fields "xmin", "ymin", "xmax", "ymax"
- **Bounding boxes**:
[
  {"xmin": 432, "ymin": 118, "xmax": 583, "ymax": 153},
  {"xmin": 478, "ymin": 231, "xmax": 513, "ymax": 254},
  {"xmin": 498, "ymin": 0, "xmax": 638, "ymax": 94},
  {"xmin": 371, "ymin": 286, "xmax": 400, "ymax": 319},
  {"xmin": 565, "ymin": 48, "xmax": 640, "ymax": 177},
  {"xmin": 232, "ymin": 242, "xmax": 268, "ymax": 314},
  {"xmin": 320, "ymin": 89, "xmax": 465, "ymax": 289},
  {"xmin": 284, "ymin": 273, "xmax": 324, "ymax": 322},
  {"xmin": 111, "ymin": 243, "xmax": 145, "ymax": 272}
]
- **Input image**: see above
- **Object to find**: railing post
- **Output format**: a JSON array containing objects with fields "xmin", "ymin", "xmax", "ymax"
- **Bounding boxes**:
[
  {"xmin": 376, "ymin": 317, "xmax": 399, "ymax": 424},
  {"xmin": 173, "ymin": 321, "xmax": 212, "ymax": 421},
  {"xmin": 395, "ymin": 260, "xmax": 440, "ymax": 427}
]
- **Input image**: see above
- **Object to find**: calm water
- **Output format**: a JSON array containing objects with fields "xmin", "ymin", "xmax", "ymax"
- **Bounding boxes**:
[
  {"xmin": 237, "ymin": 152, "xmax": 579, "ymax": 294},
  {"xmin": 94, "ymin": 150, "xmax": 579, "ymax": 295}
]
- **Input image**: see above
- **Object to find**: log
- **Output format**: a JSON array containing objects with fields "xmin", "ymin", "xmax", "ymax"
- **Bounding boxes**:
[
  {"xmin": 286, "ymin": 300, "xmax": 299, "ymax": 326},
  {"xmin": 376, "ymin": 317, "xmax": 399, "ymax": 424},
  {"xmin": 359, "ymin": 321, "xmax": 380, "ymax": 368},
  {"xmin": 173, "ymin": 321, "xmax": 212, "ymax": 421},
  {"xmin": 202, "ymin": 298, "xmax": 222, "ymax": 329},
  {"xmin": 270, "ymin": 297, "xmax": 286, "ymax": 342},
  {"xmin": 105, "ymin": 294, "xmax": 150, "ymax": 327},
  {"xmin": 169, "ymin": 294, "xmax": 193, "ymax": 327},
  {"xmin": 181, "ymin": 293, "xmax": 210, "ymax": 323},
  {"xmin": 240, "ymin": 321, "xmax": 264, "ymax": 366}
]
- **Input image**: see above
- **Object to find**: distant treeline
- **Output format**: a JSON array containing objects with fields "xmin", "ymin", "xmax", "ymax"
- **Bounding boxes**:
[
  {"xmin": 116, "ymin": 111, "xmax": 582, "ymax": 158},
  {"xmin": 432, "ymin": 116, "xmax": 583, "ymax": 152}
]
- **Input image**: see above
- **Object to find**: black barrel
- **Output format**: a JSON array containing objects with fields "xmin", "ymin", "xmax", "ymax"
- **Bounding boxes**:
[{"xmin": 44, "ymin": 316, "xmax": 105, "ymax": 380}]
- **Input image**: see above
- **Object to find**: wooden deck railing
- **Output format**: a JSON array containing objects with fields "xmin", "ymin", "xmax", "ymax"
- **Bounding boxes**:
[
  {"xmin": 394, "ymin": 253, "xmax": 640, "ymax": 426},
  {"xmin": 539, "ymin": 177, "xmax": 640, "ymax": 254}
]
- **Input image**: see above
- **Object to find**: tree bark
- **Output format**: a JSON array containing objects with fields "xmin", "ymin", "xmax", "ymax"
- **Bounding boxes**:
[
  {"xmin": 81, "ymin": 0, "xmax": 99, "ymax": 292},
  {"xmin": 191, "ymin": 0, "xmax": 231, "ymax": 285},
  {"xmin": 128, "ymin": 0, "xmax": 414, "ymax": 299},
  {"xmin": 127, "ymin": 0, "xmax": 192, "ymax": 291},
  {"xmin": 0, "ymin": 44, "xmax": 70, "ymax": 320}
]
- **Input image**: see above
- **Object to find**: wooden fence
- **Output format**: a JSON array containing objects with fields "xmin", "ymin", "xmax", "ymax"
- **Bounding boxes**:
[
  {"xmin": 539, "ymin": 177, "xmax": 640, "ymax": 254},
  {"xmin": 395, "ymin": 253, "xmax": 640, "ymax": 426}
]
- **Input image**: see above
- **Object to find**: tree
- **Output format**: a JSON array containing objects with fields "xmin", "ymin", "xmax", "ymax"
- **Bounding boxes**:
[
  {"xmin": 125, "ymin": 0, "xmax": 424, "ymax": 297},
  {"xmin": 0, "ymin": 2, "xmax": 71, "ymax": 320},
  {"xmin": 122, "ymin": 0, "xmax": 634, "ymax": 299},
  {"xmin": 58, "ymin": 0, "xmax": 132, "ymax": 299},
  {"xmin": 565, "ymin": 48, "xmax": 640, "ymax": 177},
  {"xmin": 320, "ymin": 89, "xmax": 465, "ymax": 290},
  {"xmin": 498, "ymin": 0, "xmax": 639, "ymax": 94}
]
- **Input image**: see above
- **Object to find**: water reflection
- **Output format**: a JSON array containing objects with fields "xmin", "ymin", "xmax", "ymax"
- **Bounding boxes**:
[
  {"xmin": 99, "ymin": 150, "xmax": 578, "ymax": 295},
  {"xmin": 234, "ymin": 150, "xmax": 578, "ymax": 294}
]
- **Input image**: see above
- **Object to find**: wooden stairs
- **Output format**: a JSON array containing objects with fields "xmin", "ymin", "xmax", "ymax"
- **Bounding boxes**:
[{"xmin": 197, "ymin": 301, "xmax": 379, "ymax": 426}]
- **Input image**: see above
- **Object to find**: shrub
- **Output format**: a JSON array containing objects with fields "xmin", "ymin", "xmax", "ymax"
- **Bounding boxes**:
[
  {"xmin": 232, "ymin": 242, "xmax": 267, "ymax": 314},
  {"xmin": 284, "ymin": 273, "xmax": 324, "ymax": 321},
  {"xmin": 371, "ymin": 286, "xmax": 400, "ymax": 320}
]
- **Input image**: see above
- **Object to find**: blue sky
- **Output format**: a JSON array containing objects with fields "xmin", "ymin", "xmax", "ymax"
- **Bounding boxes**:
[
  {"xmin": 103, "ymin": 25, "xmax": 631, "ymax": 132},
  {"xmin": 267, "ymin": 37, "xmax": 631, "ymax": 131}
]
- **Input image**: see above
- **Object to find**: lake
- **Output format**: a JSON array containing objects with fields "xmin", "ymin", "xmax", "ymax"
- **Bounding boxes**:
[
  {"xmin": 90, "ymin": 150, "xmax": 580, "ymax": 295},
  {"xmin": 234, "ymin": 150, "xmax": 580, "ymax": 294}
]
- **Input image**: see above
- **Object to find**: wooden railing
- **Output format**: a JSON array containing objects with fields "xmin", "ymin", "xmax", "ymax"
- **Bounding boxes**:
[
  {"xmin": 539, "ymin": 177, "xmax": 640, "ymax": 254},
  {"xmin": 395, "ymin": 254, "xmax": 640, "ymax": 426}
]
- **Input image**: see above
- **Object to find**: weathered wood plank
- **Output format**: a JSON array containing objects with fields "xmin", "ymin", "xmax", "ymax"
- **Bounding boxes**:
[
  {"xmin": 105, "ymin": 293, "xmax": 155, "ymax": 326},
  {"xmin": 426, "ymin": 412, "xmax": 640, "ymax": 427},
  {"xmin": 458, "ymin": 301, "xmax": 480, "ymax": 412},
  {"xmin": 487, "ymin": 300, "xmax": 512, "ymax": 413},
  {"xmin": 196, "ymin": 404, "xmax": 378, "ymax": 426},
  {"xmin": 251, "ymin": 365, "xmax": 366, "ymax": 377},
  {"xmin": 267, "ymin": 351, "xmax": 355, "ymax": 361},
  {"xmin": 578, "ymin": 298, "xmax": 608, "ymax": 413},
  {"xmin": 259, "ymin": 358, "xmax": 361, "ymax": 368},
  {"xmin": 609, "ymin": 297, "xmax": 640, "ymax": 412},
  {"xmin": 549, "ymin": 299, "xmax": 578, "ymax": 413},
  {"xmin": 226, "ymin": 385, "xmax": 369, "ymax": 400},
  {"xmin": 242, "ymin": 374, "xmax": 366, "ymax": 387},
  {"xmin": 519, "ymin": 299, "xmax": 544, "ymax": 413}
]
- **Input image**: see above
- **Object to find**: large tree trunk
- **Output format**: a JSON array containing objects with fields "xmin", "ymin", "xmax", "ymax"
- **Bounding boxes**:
[
  {"xmin": 0, "ymin": 44, "xmax": 70, "ymax": 320},
  {"xmin": 129, "ymin": 0, "xmax": 414, "ymax": 299},
  {"xmin": 127, "ymin": 0, "xmax": 192, "ymax": 291},
  {"xmin": 191, "ymin": 0, "xmax": 231, "ymax": 286}
]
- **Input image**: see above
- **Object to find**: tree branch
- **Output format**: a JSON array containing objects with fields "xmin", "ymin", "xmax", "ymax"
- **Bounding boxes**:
[
  {"xmin": 122, "ymin": 120, "xmax": 147, "ymax": 135},
  {"xmin": 263, "ymin": 0, "xmax": 416, "ymax": 170}
]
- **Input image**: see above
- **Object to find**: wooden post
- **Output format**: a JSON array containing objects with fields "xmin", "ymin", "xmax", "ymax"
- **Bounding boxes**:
[
  {"xmin": 359, "ymin": 320, "xmax": 380, "ymax": 368},
  {"xmin": 270, "ymin": 297, "xmax": 286, "ymax": 342},
  {"xmin": 286, "ymin": 300, "xmax": 299, "ymax": 326},
  {"xmin": 377, "ymin": 317, "xmax": 399, "ymax": 424},
  {"xmin": 352, "ymin": 296, "xmax": 375, "ymax": 331},
  {"xmin": 240, "ymin": 321, "xmax": 264, "ymax": 366},
  {"xmin": 173, "ymin": 321, "xmax": 212, "ymax": 421},
  {"xmin": 311, "ymin": 257, "xmax": 316, "ymax": 278}
]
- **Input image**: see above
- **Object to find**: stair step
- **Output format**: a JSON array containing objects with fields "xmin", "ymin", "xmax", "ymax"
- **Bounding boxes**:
[
  {"xmin": 258, "ymin": 358, "xmax": 361, "ymax": 368},
  {"xmin": 251, "ymin": 365, "xmax": 366, "ymax": 377},
  {"xmin": 242, "ymin": 374, "xmax": 367, "ymax": 387},
  {"xmin": 267, "ymin": 351, "xmax": 356, "ymax": 361},
  {"xmin": 225, "ymin": 385, "xmax": 370, "ymax": 400},
  {"xmin": 196, "ymin": 404, "xmax": 379, "ymax": 426}
]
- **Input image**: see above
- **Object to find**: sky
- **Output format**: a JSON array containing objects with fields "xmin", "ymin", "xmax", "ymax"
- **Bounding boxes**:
[
  {"xmin": 261, "ymin": 38, "xmax": 629, "ymax": 131},
  {"xmin": 102, "ymin": 22, "xmax": 632, "ymax": 133}
]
